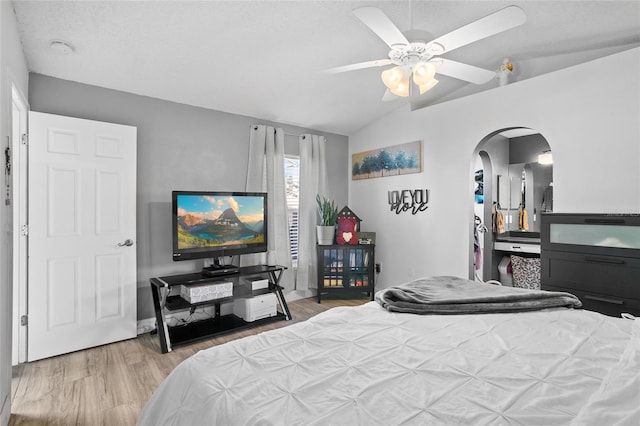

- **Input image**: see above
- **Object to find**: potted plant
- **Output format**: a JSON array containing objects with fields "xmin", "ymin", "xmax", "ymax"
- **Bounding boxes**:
[{"xmin": 316, "ymin": 195, "xmax": 338, "ymax": 245}]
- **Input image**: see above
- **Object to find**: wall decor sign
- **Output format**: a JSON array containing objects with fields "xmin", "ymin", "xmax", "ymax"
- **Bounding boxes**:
[
  {"xmin": 388, "ymin": 189, "xmax": 430, "ymax": 214},
  {"xmin": 352, "ymin": 140, "xmax": 422, "ymax": 180}
]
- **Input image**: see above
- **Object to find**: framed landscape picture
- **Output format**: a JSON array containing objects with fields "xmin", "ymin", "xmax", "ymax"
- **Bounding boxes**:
[{"xmin": 352, "ymin": 140, "xmax": 422, "ymax": 180}]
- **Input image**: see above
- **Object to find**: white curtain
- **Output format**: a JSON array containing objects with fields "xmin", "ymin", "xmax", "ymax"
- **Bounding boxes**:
[
  {"xmin": 296, "ymin": 134, "xmax": 328, "ymax": 292},
  {"xmin": 246, "ymin": 125, "xmax": 294, "ymax": 291}
]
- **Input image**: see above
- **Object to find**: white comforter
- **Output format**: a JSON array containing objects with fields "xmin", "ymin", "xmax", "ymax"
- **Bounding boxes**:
[{"xmin": 138, "ymin": 302, "xmax": 637, "ymax": 426}]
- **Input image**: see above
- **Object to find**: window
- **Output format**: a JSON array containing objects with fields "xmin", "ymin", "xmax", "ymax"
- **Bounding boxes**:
[{"xmin": 285, "ymin": 156, "xmax": 300, "ymax": 267}]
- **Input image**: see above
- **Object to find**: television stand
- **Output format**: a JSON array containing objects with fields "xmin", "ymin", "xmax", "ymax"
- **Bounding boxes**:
[
  {"xmin": 149, "ymin": 265, "xmax": 290, "ymax": 353},
  {"xmin": 202, "ymin": 264, "xmax": 239, "ymax": 277}
]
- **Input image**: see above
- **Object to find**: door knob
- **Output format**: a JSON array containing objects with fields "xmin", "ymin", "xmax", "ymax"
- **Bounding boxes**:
[{"xmin": 118, "ymin": 239, "xmax": 134, "ymax": 247}]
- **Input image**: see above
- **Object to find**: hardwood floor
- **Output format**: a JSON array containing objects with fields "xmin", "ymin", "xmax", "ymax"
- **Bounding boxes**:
[{"xmin": 9, "ymin": 297, "xmax": 369, "ymax": 426}]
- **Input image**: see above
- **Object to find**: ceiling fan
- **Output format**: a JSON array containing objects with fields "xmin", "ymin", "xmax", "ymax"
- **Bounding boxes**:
[{"xmin": 326, "ymin": 5, "xmax": 527, "ymax": 99}]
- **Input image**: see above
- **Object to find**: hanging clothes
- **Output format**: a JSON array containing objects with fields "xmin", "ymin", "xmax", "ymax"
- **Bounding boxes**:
[
  {"xmin": 474, "ymin": 169, "xmax": 484, "ymax": 204},
  {"xmin": 473, "ymin": 215, "xmax": 485, "ymax": 270},
  {"xmin": 473, "ymin": 216, "xmax": 482, "ymax": 270}
]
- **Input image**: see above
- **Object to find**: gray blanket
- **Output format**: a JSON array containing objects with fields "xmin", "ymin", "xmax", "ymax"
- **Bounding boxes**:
[{"xmin": 375, "ymin": 276, "xmax": 582, "ymax": 314}]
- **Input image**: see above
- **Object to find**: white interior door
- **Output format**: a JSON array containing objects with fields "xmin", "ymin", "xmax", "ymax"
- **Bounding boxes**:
[{"xmin": 27, "ymin": 111, "xmax": 137, "ymax": 362}]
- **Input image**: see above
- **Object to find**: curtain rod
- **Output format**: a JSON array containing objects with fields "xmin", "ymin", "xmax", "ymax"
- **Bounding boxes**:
[
  {"xmin": 285, "ymin": 132, "xmax": 305, "ymax": 138},
  {"xmin": 251, "ymin": 125, "xmax": 307, "ymax": 139}
]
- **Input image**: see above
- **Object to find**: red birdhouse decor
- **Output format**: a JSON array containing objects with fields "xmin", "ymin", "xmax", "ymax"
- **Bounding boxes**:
[{"xmin": 336, "ymin": 206, "xmax": 361, "ymax": 245}]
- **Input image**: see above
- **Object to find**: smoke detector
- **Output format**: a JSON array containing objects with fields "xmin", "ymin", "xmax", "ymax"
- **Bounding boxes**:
[{"xmin": 49, "ymin": 40, "xmax": 74, "ymax": 55}]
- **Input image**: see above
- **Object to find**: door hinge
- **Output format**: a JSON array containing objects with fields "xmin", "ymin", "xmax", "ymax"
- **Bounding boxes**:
[
  {"xmin": 21, "ymin": 133, "xmax": 28, "ymax": 145},
  {"xmin": 20, "ymin": 315, "xmax": 28, "ymax": 326},
  {"xmin": 20, "ymin": 224, "xmax": 28, "ymax": 236}
]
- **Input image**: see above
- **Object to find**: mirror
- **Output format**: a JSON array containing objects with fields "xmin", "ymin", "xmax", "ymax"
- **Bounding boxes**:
[
  {"xmin": 505, "ymin": 162, "xmax": 553, "ymax": 232},
  {"xmin": 502, "ymin": 137, "xmax": 553, "ymax": 233},
  {"xmin": 492, "ymin": 133, "xmax": 553, "ymax": 232}
]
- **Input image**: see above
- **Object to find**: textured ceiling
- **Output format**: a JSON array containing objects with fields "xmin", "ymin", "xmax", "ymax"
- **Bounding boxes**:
[{"xmin": 11, "ymin": 1, "xmax": 640, "ymax": 136}]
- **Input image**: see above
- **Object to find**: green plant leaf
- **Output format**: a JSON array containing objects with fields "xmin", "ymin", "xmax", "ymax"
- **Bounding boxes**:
[{"xmin": 316, "ymin": 195, "xmax": 338, "ymax": 226}]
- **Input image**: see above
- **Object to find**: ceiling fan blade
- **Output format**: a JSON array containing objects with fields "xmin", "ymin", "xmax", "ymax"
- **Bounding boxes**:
[
  {"xmin": 323, "ymin": 59, "xmax": 393, "ymax": 74},
  {"xmin": 432, "ymin": 5, "xmax": 526, "ymax": 54},
  {"xmin": 353, "ymin": 6, "xmax": 409, "ymax": 48},
  {"xmin": 437, "ymin": 59, "xmax": 495, "ymax": 84}
]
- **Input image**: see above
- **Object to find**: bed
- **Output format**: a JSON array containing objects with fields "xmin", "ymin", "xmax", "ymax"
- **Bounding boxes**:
[{"xmin": 138, "ymin": 277, "xmax": 639, "ymax": 425}]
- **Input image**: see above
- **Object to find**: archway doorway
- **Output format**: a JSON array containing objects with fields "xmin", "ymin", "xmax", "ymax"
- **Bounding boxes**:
[{"xmin": 469, "ymin": 127, "xmax": 553, "ymax": 282}]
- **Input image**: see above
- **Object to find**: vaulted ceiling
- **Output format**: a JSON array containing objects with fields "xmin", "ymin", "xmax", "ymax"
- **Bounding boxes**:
[{"xmin": 11, "ymin": 1, "xmax": 640, "ymax": 135}]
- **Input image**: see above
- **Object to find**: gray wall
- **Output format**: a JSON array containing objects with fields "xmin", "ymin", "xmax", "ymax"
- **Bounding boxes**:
[{"xmin": 28, "ymin": 73, "xmax": 348, "ymax": 321}]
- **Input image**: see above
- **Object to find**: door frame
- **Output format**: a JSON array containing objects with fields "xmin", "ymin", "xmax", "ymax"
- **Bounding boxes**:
[{"xmin": 10, "ymin": 82, "xmax": 28, "ymax": 366}]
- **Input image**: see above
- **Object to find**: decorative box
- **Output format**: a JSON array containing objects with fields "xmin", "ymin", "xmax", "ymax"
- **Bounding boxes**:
[
  {"xmin": 179, "ymin": 281, "xmax": 233, "ymax": 303},
  {"xmin": 240, "ymin": 275, "xmax": 269, "ymax": 291},
  {"xmin": 233, "ymin": 293, "xmax": 277, "ymax": 322}
]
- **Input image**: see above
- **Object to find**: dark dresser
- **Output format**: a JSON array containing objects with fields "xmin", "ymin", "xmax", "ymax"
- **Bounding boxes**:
[{"xmin": 541, "ymin": 213, "xmax": 640, "ymax": 317}]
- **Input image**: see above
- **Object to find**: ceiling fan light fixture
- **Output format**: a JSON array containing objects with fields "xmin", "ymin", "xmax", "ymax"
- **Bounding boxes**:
[
  {"xmin": 418, "ymin": 78, "xmax": 439, "ymax": 95},
  {"xmin": 412, "ymin": 62, "xmax": 436, "ymax": 86},
  {"xmin": 381, "ymin": 66, "xmax": 407, "ymax": 90},
  {"xmin": 334, "ymin": 6, "xmax": 527, "ymax": 102},
  {"xmin": 390, "ymin": 77, "xmax": 410, "ymax": 97}
]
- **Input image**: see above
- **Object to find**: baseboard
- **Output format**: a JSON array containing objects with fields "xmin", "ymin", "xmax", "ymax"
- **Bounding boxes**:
[
  {"xmin": 285, "ymin": 289, "xmax": 316, "ymax": 302},
  {"xmin": 137, "ymin": 318, "xmax": 156, "ymax": 335}
]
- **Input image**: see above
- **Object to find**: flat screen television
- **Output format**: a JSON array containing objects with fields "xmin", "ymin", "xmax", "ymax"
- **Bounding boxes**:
[{"xmin": 172, "ymin": 191, "xmax": 268, "ymax": 268}]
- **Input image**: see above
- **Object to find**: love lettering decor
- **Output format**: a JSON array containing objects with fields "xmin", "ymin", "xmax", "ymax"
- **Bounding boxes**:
[{"xmin": 388, "ymin": 189, "xmax": 429, "ymax": 215}]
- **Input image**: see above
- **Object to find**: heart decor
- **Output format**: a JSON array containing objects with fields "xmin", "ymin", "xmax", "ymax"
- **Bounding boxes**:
[{"xmin": 337, "ymin": 217, "xmax": 358, "ymax": 245}]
